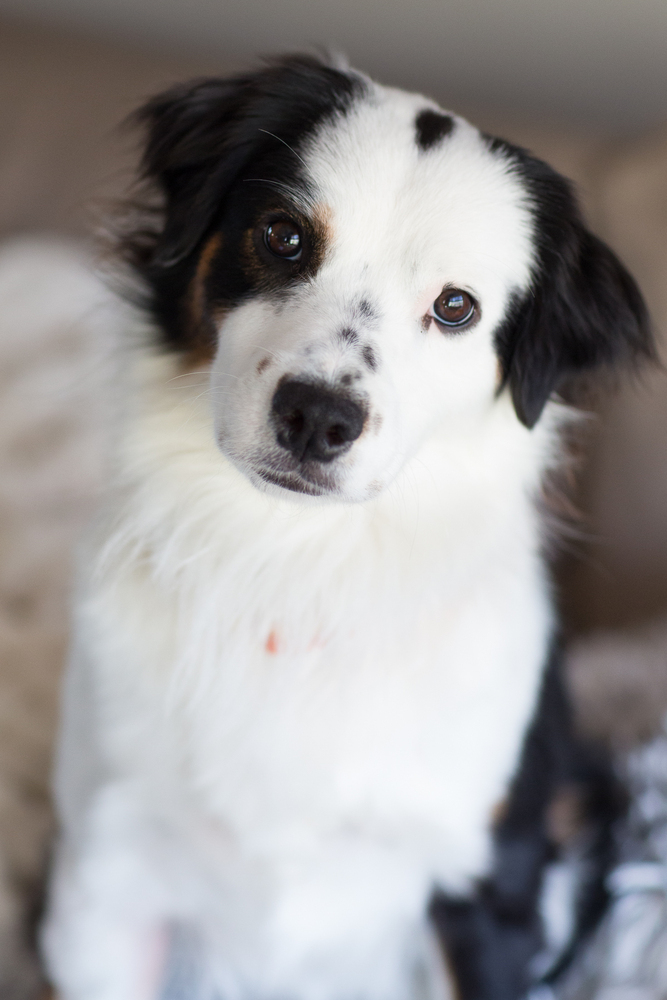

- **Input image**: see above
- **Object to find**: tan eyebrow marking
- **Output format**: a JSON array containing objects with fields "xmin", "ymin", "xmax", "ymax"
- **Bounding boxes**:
[
  {"xmin": 190, "ymin": 232, "xmax": 222, "ymax": 327},
  {"xmin": 184, "ymin": 231, "xmax": 223, "ymax": 367}
]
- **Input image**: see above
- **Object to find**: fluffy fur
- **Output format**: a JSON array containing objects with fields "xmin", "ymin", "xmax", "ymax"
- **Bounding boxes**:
[{"xmin": 41, "ymin": 56, "xmax": 651, "ymax": 1000}]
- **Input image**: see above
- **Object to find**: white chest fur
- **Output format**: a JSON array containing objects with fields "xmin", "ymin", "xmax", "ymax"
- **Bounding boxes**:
[{"xmin": 54, "ymin": 351, "xmax": 557, "ymax": 998}]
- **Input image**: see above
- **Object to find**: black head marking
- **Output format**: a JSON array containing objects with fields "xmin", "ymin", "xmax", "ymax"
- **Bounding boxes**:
[
  {"xmin": 338, "ymin": 327, "xmax": 359, "ymax": 345},
  {"xmin": 487, "ymin": 136, "xmax": 654, "ymax": 427},
  {"xmin": 415, "ymin": 109, "xmax": 454, "ymax": 152},
  {"xmin": 121, "ymin": 55, "xmax": 368, "ymax": 352}
]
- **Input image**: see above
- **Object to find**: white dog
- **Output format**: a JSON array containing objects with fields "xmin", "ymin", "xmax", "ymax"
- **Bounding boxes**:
[{"xmin": 42, "ymin": 56, "xmax": 651, "ymax": 1000}]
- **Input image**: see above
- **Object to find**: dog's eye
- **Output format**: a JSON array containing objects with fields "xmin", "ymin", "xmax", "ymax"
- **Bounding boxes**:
[
  {"xmin": 264, "ymin": 220, "xmax": 302, "ymax": 260},
  {"xmin": 430, "ymin": 288, "xmax": 477, "ymax": 329}
]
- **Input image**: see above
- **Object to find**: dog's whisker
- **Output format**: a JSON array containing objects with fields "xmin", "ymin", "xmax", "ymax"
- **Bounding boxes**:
[
  {"xmin": 242, "ymin": 178, "xmax": 309, "ymax": 204},
  {"xmin": 257, "ymin": 128, "xmax": 308, "ymax": 169},
  {"xmin": 168, "ymin": 381, "xmax": 213, "ymax": 390},
  {"xmin": 246, "ymin": 344, "xmax": 282, "ymax": 361},
  {"xmin": 190, "ymin": 388, "xmax": 234, "ymax": 403},
  {"xmin": 166, "ymin": 371, "xmax": 214, "ymax": 382}
]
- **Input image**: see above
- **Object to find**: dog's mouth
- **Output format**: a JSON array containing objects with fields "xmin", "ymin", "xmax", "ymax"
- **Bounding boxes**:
[{"xmin": 252, "ymin": 465, "xmax": 334, "ymax": 497}]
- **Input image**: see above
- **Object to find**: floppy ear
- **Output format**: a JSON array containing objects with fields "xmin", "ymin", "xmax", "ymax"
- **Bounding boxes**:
[
  {"xmin": 492, "ymin": 142, "xmax": 654, "ymax": 428},
  {"xmin": 132, "ymin": 76, "xmax": 253, "ymax": 269}
]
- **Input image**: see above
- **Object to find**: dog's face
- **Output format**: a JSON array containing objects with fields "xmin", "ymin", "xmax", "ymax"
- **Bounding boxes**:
[
  {"xmin": 128, "ymin": 57, "xmax": 651, "ymax": 502},
  {"xmin": 205, "ymin": 93, "xmax": 534, "ymax": 502}
]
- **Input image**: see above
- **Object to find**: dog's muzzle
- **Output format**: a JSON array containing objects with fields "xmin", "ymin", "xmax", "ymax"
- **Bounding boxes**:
[{"xmin": 271, "ymin": 380, "xmax": 365, "ymax": 463}]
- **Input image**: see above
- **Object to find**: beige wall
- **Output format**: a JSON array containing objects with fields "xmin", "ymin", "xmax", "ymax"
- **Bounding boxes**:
[{"xmin": 0, "ymin": 0, "xmax": 667, "ymax": 131}]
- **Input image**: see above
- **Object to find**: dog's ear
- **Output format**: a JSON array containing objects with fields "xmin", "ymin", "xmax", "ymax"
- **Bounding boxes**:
[
  {"xmin": 130, "ymin": 56, "xmax": 364, "ymax": 270},
  {"xmin": 132, "ymin": 76, "xmax": 252, "ymax": 268},
  {"xmin": 492, "ymin": 142, "xmax": 654, "ymax": 428}
]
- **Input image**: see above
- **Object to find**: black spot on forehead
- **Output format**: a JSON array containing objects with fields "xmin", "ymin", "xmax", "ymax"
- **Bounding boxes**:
[
  {"xmin": 415, "ymin": 109, "xmax": 454, "ymax": 151},
  {"xmin": 338, "ymin": 327, "xmax": 359, "ymax": 345}
]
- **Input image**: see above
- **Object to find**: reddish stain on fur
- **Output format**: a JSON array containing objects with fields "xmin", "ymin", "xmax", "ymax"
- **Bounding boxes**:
[{"xmin": 265, "ymin": 630, "xmax": 280, "ymax": 654}]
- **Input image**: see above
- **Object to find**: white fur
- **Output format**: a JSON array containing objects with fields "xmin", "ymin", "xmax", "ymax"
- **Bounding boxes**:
[{"xmin": 43, "ymin": 78, "xmax": 565, "ymax": 1000}]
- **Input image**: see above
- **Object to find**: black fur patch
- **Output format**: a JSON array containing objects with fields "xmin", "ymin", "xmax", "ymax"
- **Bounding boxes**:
[
  {"xmin": 430, "ymin": 648, "xmax": 625, "ymax": 999},
  {"xmin": 487, "ymin": 136, "xmax": 653, "ymax": 427},
  {"xmin": 122, "ymin": 56, "xmax": 368, "ymax": 352},
  {"xmin": 415, "ymin": 109, "xmax": 454, "ymax": 151}
]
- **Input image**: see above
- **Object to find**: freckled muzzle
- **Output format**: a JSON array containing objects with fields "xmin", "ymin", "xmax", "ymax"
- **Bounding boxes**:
[{"xmin": 271, "ymin": 379, "xmax": 366, "ymax": 463}]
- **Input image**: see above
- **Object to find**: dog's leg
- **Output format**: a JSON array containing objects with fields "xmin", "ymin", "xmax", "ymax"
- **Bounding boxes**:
[
  {"xmin": 429, "ymin": 650, "xmax": 622, "ymax": 1000},
  {"xmin": 40, "ymin": 646, "xmax": 171, "ymax": 1000},
  {"xmin": 428, "ymin": 840, "xmax": 547, "ymax": 1000},
  {"xmin": 41, "ymin": 820, "xmax": 170, "ymax": 1000}
]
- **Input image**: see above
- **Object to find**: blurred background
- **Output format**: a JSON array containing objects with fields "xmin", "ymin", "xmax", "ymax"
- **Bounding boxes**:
[{"xmin": 0, "ymin": 1, "xmax": 666, "ymax": 996}]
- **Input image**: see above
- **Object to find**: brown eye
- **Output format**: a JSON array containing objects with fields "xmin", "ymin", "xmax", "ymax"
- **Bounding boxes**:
[
  {"xmin": 430, "ymin": 288, "xmax": 477, "ymax": 328},
  {"xmin": 264, "ymin": 220, "xmax": 302, "ymax": 259}
]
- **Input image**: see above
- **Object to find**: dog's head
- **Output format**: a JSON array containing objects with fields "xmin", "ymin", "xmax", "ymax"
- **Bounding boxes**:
[{"xmin": 125, "ymin": 56, "xmax": 652, "ymax": 502}]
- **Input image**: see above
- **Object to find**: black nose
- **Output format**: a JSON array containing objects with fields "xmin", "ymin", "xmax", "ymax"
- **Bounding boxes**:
[{"xmin": 271, "ymin": 380, "xmax": 365, "ymax": 463}]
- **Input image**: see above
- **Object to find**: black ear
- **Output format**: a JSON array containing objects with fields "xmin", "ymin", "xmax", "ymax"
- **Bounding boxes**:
[
  {"xmin": 128, "ymin": 56, "xmax": 365, "ymax": 269},
  {"xmin": 491, "ymin": 140, "xmax": 654, "ymax": 428},
  {"xmin": 132, "ymin": 75, "xmax": 252, "ymax": 268}
]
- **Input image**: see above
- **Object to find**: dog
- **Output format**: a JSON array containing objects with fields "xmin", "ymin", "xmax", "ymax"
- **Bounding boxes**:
[{"xmin": 41, "ymin": 55, "xmax": 652, "ymax": 1000}]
